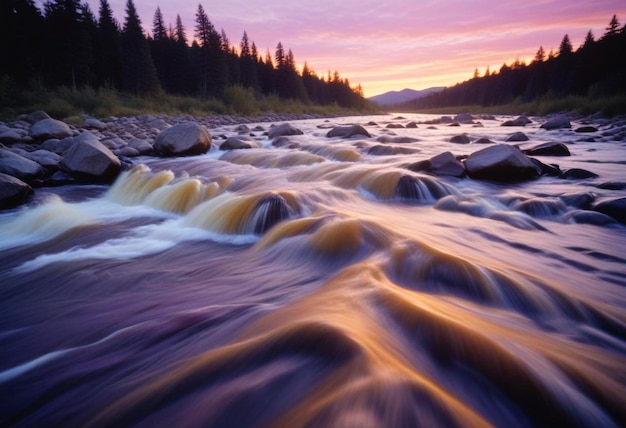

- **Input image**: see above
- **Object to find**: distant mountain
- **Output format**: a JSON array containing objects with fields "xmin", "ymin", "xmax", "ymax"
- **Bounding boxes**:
[{"xmin": 368, "ymin": 87, "xmax": 445, "ymax": 106}]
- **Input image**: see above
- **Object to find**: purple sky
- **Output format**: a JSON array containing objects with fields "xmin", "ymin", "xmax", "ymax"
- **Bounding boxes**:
[{"xmin": 37, "ymin": 0, "xmax": 626, "ymax": 96}]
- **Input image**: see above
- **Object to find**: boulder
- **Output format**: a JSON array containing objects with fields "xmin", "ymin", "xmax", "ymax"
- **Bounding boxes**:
[
  {"xmin": 406, "ymin": 121, "xmax": 418, "ymax": 128},
  {"xmin": 220, "ymin": 137, "xmax": 259, "ymax": 150},
  {"xmin": 454, "ymin": 113, "xmax": 474, "ymax": 123},
  {"xmin": 30, "ymin": 118, "xmax": 73, "ymax": 140},
  {"xmin": 0, "ymin": 128, "xmax": 27, "ymax": 144},
  {"xmin": 523, "ymin": 142, "xmax": 570, "ymax": 156},
  {"xmin": 560, "ymin": 168, "xmax": 598, "ymax": 180},
  {"xmin": 450, "ymin": 134, "xmax": 470, "ymax": 144},
  {"xmin": 60, "ymin": 138, "xmax": 121, "ymax": 182},
  {"xmin": 326, "ymin": 125, "xmax": 370, "ymax": 138},
  {"xmin": 113, "ymin": 146, "xmax": 140, "ymax": 157},
  {"xmin": 429, "ymin": 151, "xmax": 466, "ymax": 177},
  {"xmin": 268, "ymin": 123, "xmax": 304, "ymax": 138},
  {"xmin": 154, "ymin": 122, "xmax": 212, "ymax": 156},
  {"xmin": 83, "ymin": 117, "xmax": 107, "ymax": 130},
  {"xmin": 128, "ymin": 138, "xmax": 154, "ymax": 155},
  {"xmin": 563, "ymin": 210, "xmax": 617, "ymax": 226},
  {"xmin": 385, "ymin": 123, "xmax": 404, "ymax": 129},
  {"xmin": 464, "ymin": 144, "xmax": 539, "ymax": 181},
  {"xmin": 506, "ymin": 132, "xmax": 529, "ymax": 142},
  {"xmin": 0, "ymin": 173, "xmax": 33, "ymax": 209},
  {"xmin": 0, "ymin": 149, "xmax": 45, "ymax": 181},
  {"xmin": 473, "ymin": 137, "xmax": 496, "ymax": 145},
  {"xmin": 593, "ymin": 197, "xmax": 626, "ymax": 224},
  {"xmin": 501, "ymin": 115, "xmax": 531, "ymax": 126},
  {"xmin": 21, "ymin": 149, "xmax": 62, "ymax": 168},
  {"xmin": 529, "ymin": 158, "xmax": 561, "ymax": 176},
  {"xmin": 540, "ymin": 116, "xmax": 571, "ymax": 130}
]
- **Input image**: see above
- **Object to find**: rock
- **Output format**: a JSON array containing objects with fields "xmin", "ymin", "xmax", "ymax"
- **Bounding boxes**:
[
  {"xmin": 406, "ymin": 159, "xmax": 431, "ymax": 173},
  {"xmin": 597, "ymin": 181, "xmax": 626, "ymax": 190},
  {"xmin": 574, "ymin": 126, "xmax": 598, "ymax": 133},
  {"xmin": 368, "ymin": 145, "xmax": 416, "ymax": 156},
  {"xmin": 473, "ymin": 137, "xmax": 495, "ymax": 145},
  {"xmin": 30, "ymin": 118, "xmax": 73, "ymax": 140},
  {"xmin": 464, "ymin": 144, "xmax": 539, "ymax": 181},
  {"xmin": 385, "ymin": 123, "xmax": 404, "ymax": 129},
  {"xmin": 501, "ymin": 115, "xmax": 531, "ymax": 126},
  {"xmin": 21, "ymin": 149, "xmax": 62, "ymax": 168},
  {"xmin": 429, "ymin": 151, "xmax": 466, "ymax": 177},
  {"xmin": 560, "ymin": 168, "xmax": 598, "ymax": 180},
  {"xmin": 0, "ymin": 128, "xmax": 26, "ymax": 144},
  {"xmin": 154, "ymin": 122, "xmax": 212, "ymax": 156},
  {"xmin": 40, "ymin": 138, "xmax": 73, "ymax": 155},
  {"xmin": 83, "ymin": 117, "xmax": 107, "ymax": 130},
  {"xmin": 113, "ymin": 146, "xmax": 140, "ymax": 157},
  {"xmin": 220, "ymin": 137, "xmax": 259, "ymax": 150},
  {"xmin": 529, "ymin": 158, "xmax": 561, "ymax": 176},
  {"xmin": 406, "ymin": 122, "xmax": 418, "ymax": 128},
  {"xmin": 540, "ymin": 116, "xmax": 571, "ymax": 130},
  {"xmin": 326, "ymin": 125, "xmax": 370, "ymax": 138},
  {"xmin": 60, "ymin": 138, "xmax": 121, "ymax": 183},
  {"xmin": 450, "ymin": 134, "xmax": 470, "ymax": 144},
  {"xmin": 454, "ymin": 113, "xmax": 474, "ymax": 123},
  {"xmin": 268, "ymin": 123, "xmax": 304, "ymax": 138},
  {"xmin": 25, "ymin": 110, "xmax": 51, "ymax": 124},
  {"xmin": 592, "ymin": 197, "xmax": 626, "ymax": 224},
  {"xmin": 448, "ymin": 122, "xmax": 461, "ymax": 127},
  {"xmin": 0, "ymin": 149, "xmax": 45, "ymax": 181},
  {"xmin": 563, "ymin": 210, "xmax": 618, "ymax": 226},
  {"xmin": 0, "ymin": 173, "xmax": 33, "ymax": 209},
  {"xmin": 506, "ymin": 132, "xmax": 529, "ymax": 142},
  {"xmin": 523, "ymin": 142, "xmax": 570, "ymax": 156},
  {"xmin": 128, "ymin": 138, "xmax": 154, "ymax": 155},
  {"xmin": 252, "ymin": 194, "xmax": 292, "ymax": 233},
  {"xmin": 559, "ymin": 192, "xmax": 595, "ymax": 209}
]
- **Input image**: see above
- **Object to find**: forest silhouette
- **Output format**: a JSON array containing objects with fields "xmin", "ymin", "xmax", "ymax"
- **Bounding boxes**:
[{"xmin": 0, "ymin": 0, "xmax": 367, "ymax": 110}]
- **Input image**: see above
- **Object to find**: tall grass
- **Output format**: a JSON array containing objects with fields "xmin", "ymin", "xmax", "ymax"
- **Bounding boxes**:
[{"xmin": 0, "ymin": 82, "xmax": 378, "ymax": 121}]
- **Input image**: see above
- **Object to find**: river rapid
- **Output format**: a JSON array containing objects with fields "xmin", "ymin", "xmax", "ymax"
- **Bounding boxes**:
[{"xmin": 1, "ymin": 113, "xmax": 625, "ymax": 427}]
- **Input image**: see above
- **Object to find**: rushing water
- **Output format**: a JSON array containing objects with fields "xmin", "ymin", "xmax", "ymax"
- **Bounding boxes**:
[{"xmin": 1, "ymin": 114, "xmax": 625, "ymax": 427}]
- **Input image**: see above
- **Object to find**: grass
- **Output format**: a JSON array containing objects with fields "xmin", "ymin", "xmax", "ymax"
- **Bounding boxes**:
[
  {"xmin": 397, "ymin": 93, "xmax": 626, "ymax": 117},
  {"xmin": 0, "ymin": 81, "xmax": 379, "ymax": 122}
]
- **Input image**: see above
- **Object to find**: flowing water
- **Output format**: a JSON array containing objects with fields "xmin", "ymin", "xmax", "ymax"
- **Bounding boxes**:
[{"xmin": 1, "ymin": 114, "xmax": 625, "ymax": 427}]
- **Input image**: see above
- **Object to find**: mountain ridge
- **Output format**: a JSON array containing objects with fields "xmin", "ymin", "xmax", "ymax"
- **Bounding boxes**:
[{"xmin": 368, "ymin": 87, "xmax": 445, "ymax": 106}]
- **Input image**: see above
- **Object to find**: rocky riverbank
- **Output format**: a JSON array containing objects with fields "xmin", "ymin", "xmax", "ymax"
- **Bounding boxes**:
[{"xmin": 1, "ymin": 110, "xmax": 625, "ymax": 224}]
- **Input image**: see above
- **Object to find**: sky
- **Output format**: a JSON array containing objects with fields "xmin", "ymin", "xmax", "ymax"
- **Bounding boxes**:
[{"xmin": 36, "ymin": 0, "xmax": 626, "ymax": 97}]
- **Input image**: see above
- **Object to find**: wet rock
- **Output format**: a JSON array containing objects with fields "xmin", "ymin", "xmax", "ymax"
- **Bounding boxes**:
[
  {"xmin": 428, "ymin": 151, "xmax": 465, "ymax": 177},
  {"xmin": 0, "ymin": 149, "xmax": 45, "ymax": 181},
  {"xmin": 30, "ymin": 118, "xmax": 73, "ymax": 140},
  {"xmin": 113, "ymin": 146, "xmax": 140, "ymax": 157},
  {"xmin": 251, "ymin": 194, "xmax": 292, "ymax": 233},
  {"xmin": 563, "ymin": 210, "xmax": 618, "ymax": 226},
  {"xmin": 454, "ymin": 113, "xmax": 474, "ymax": 123},
  {"xmin": 327, "ymin": 125, "xmax": 371, "ymax": 138},
  {"xmin": 529, "ymin": 158, "xmax": 561, "ymax": 176},
  {"xmin": 154, "ymin": 122, "xmax": 212, "ymax": 156},
  {"xmin": 386, "ymin": 123, "xmax": 404, "ymax": 129},
  {"xmin": 406, "ymin": 121, "xmax": 418, "ymax": 128},
  {"xmin": 597, "ymin": 181, "xmax": 626, "ymax": 190},
  {"xmin": 268, "ymin": 123, "xmax": 304, "ymax": 138},
  {"xmin": 559, "ymin": 192, "xmax": 595, "ymax": 209},
  {"xmin": 450, "ymin": 134, "xmax": 470, "ymax": 144},
  {"xmin": 574, "ymin": 125, "xmax": 598, "ymax": 133},
  {"xmin": 395, "ymin": 174, "xmax": 451, "ymax": 201},
  {"xmin": 368, "ymin": 145, "xmax": 416, "ymax": 156},
  {"xmin": 473, "ymin": 137, "xmax": 496, "ymax": 145},
  {"xmin": 523, "ymin": 142, "xmax": 570, "ymax": 156},
  {"xmin": 501, "ymin": 115, "xmax": 531, "ymax": 126},
  {"xmin": 540, "ymin": 116, "xmax": 571, "ymax": 130},
  {"xmin": 60, "ymin": 138, "xmax": 121, "ymax": 183},
  {"xmin": 406, "ymin": 159, "xmax": 431, "ymax": 173},
  {"xmin": 448, "ymin": 122, "xmax": 461, "ymax": 127},
  {"xmin": 0, "ymin": 173, "xmax": 33, "ymax": 209},
  {"xmin": 506, "ymin": 132, "xmax": 529, "ymax": 142},
  {"xmin": 220, "ymin": 137, "xmax": 259, "ymax": 150},
  {"xmin": 513, "ymin": 198, "xmax": 566, "ymax": 217},
  {"xmin": 593, "ymin": 197, "xmax": 626, "ymax": 224},
  {"xmin": 560, "ymin": 168, "xmax": 598, "ymax": 180},
  {"xmin": 464, "ymin": 144, "xmax": 539, "ymax": 181}
]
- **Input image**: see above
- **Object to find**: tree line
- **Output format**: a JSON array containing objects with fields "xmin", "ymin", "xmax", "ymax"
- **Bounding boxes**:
[
  {"xmin": 0, "ymin": 0, "xmax": 367, "ymax": 109},
  {"xmin": 398, "ymin": 15, "xmax": 626, "ymax": 110}
]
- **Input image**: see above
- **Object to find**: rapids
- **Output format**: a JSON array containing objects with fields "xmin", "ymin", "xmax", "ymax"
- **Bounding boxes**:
[{"xmin": 1, "ymin": 114, "xmax": 625, "ymax": 427}]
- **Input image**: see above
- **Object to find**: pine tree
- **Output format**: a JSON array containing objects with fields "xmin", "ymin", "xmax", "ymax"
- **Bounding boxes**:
[
  {"xmin": 174, "ymin": 14, "xmax": 187, "ymax": 45},
  {"xmin": 121, "ymin": 0, "xmax": 161, "ymax": 94},
  {"xmin": 604, "ymin": 14, "xmax": 620, "ymax": 37},
  {"xmin": 558, "ymin": 34, "xmax": 573, "ymax": 56},
  {"xmin": 152, "ymin": 7, "xmax": 167, "ymax": 41},
  {"xmin": 275, "ymin": 42, "xmax": 285, "ymax": 68},
  {"xmin": 534, "ymin": 46, "xmax": 545, "ymax": 63},
  {"xmin": 240, "ymin": 31, "xmax": 251, "ymax": 57}
]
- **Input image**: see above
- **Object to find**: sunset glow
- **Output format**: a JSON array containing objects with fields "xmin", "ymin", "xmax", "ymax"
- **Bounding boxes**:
[{"xmin": 40, "ymin": 0, "xmax": 626, "ymax": 96}]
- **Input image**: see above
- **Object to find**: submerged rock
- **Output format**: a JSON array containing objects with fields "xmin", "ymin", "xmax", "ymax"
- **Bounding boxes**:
[
  {"xmin": 574, "ymin": 126, "xmax": 598, "ymax": 133},
  {"xmin": 450, "ymin": 134, "xmax": 470, "ymax": 144},
  {"xmin": 220, "ymin": 137, "xmax": 259, "ymax": 150},
  {"xmin": 251, "ymin": 194, "xmax": 292, "ymax": 233},
  {"xmin": 154, "ymin": 122, "xmax": 212, "ymax": 156},
  {"xmin": 0, "ymin": 173, "xmax": 33, "ymax": 209},
  {"xmin": 326, "ymin": 125, "xmax": 371, "ymax": 138},
  {"xmin": 560, "ymin": 168, "xmax": 598, "ymax": 180},
  {"xmin": 464, "ymin": 144, "xmax": 539, "ymax": 181},
  {"xmin": 593, "ymin": 197, "xmax": 626, "ymax": 224}
]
